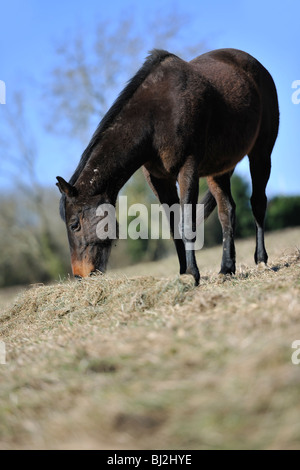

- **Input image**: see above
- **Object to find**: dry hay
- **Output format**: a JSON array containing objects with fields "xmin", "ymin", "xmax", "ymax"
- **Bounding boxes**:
[{"xmin": 0, "ymin": 228, "xmax": 300, "ymax": 449}]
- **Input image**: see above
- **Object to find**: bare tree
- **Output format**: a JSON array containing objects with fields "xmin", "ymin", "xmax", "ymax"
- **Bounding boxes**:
[
  {"xmin": 44, "ymin": 13, "xmax": 206, "ymax": 144},
  {"xmin": 0, "ymin": 93, "xmax": 71, "ymax": 286}
]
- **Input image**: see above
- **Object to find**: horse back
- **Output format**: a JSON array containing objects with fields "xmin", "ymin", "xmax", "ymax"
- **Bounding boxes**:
[
  {"xmin": 190, "ymin": 48, "xmax": 279, "ymax": 136},
  {"xmin": 142, "ymin": 48, "xmax": 278, "ymax": 177}
]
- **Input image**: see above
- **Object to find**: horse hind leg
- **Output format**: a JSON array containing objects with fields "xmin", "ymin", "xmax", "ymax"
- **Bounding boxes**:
[
  {"xmin": 178, "ymin": 156, "xmax": 200, "ymax": 286},
  {"xmin": 249, "ymin": 69, "xmax": 279, "ymax": 267},
  {"xmin": 207, "ymin": 171, "xmax": 236, "ymax": 275},
  {"xmin": 248, "ymin": 146, "xmax": 272, "ymax": 266}
]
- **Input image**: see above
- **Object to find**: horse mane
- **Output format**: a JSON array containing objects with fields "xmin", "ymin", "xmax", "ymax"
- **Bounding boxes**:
[
  {"xmin": 69, "ymin": 49, "xmax": 175, "ymax": 186},
  {"xmin": 59, "ymin": 49, "xmax": 175, "ymax": 221}
]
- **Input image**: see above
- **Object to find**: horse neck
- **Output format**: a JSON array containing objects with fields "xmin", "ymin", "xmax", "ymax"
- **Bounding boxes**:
[{"xmin": 75, "ymin": 117, "xmax": 151, "ymax": 203}]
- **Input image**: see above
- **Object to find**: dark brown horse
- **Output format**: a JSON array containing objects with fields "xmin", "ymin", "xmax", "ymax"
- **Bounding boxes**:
[{"xmin": 57, "ymin": 48, "xmax": 279, "ymax": 285}]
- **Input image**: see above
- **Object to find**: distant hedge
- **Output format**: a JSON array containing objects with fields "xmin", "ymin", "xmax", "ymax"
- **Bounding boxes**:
[{"xmin": 266, "ymin": 196, "xmax": 300, "ymax": 231}]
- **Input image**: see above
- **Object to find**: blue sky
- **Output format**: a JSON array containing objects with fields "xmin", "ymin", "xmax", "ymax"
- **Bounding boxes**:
[{"xmin": 0, "ymin": 0, "xmax": 299, "ymax": 196}]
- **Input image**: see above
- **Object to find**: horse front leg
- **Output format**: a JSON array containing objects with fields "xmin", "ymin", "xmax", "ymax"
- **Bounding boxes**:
[
  {"xmin": 178, "ymin": 157, "xmax": 200, "ymax": 286},
  {"xmin": 142, "ymin": 167, "xmax": 187, "ymax": 275}
]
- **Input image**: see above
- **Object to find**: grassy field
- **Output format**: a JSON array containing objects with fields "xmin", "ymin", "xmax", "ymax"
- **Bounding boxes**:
[{"xmin": 0, "ymin": 227, "xmax": 300, "ymax": 450}]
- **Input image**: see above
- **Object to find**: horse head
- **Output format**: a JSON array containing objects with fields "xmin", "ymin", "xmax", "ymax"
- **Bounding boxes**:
[{"xmin": 56, "ymin": 176, "xmax": 115, "ymax": 278}]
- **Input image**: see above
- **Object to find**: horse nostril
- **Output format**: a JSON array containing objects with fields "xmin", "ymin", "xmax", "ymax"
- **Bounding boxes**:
[{"xmin": 74, "ymin": 275, "xmax": 82, "ymax": 281}]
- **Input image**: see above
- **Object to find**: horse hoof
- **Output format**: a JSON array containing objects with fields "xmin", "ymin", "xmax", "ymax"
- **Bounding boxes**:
[
  {"xmin": 257, "ymin": 262, "xmax": 268, "ymax": 271},
  {"xmin": 217, "ymin": 272, "xmax": 230, "ymax": 284}
]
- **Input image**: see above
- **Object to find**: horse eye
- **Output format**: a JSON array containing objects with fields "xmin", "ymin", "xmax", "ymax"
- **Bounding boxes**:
[{"xmin": 70, "ymin": 220, "xmax": 81, "ymax": 232}]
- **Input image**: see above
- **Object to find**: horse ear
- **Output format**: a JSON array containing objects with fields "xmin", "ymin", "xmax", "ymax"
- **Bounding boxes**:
[{"xmin": 56, "ymin": 177, "xmax": 78, "ymax": 198}]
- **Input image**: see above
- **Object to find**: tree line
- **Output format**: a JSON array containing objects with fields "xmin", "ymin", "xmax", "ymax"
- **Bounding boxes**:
[{"xmin": 0, "ymin": 173, "xmax": 299, "ymax": 287}]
